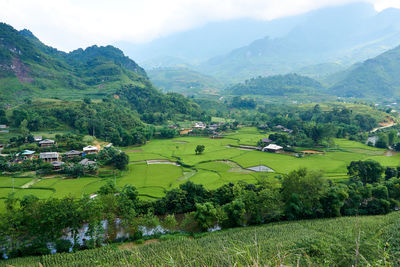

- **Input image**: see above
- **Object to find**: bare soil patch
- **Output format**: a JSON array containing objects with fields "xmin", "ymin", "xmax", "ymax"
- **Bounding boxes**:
[
  {"xmin": 301, "ymin": 150, "xmax": 325, "ymax": 154},
  {"xmin": 384, "ymin": 150, "xmax": 398, "ymax": 157}
]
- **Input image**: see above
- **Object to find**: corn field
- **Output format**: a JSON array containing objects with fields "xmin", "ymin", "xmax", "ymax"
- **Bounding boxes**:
[{"xmin": 2, "ymin": 212, "xmax": 400, "ymax": 267}]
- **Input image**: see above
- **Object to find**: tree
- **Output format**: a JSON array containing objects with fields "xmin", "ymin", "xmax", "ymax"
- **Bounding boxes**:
[
  {"xmin": 195, "ymin": 145, "xmax": 205, "ymax": 155},
  {"xmin": 114, "ymin": 152, "xmax": 129, "ymax": 170},
  {"xmin": 385, "ymin": 167, "xmax": 397, "ymax": 180},
  {"xmin": 375, "ymin": 138, "xmax": 388, "ymax": 149},
  {"xmin": 20, "ymin": 119, "xmax": 29, "ymax": 137},
  {"xmin": 160, "ymin": 214, "xmax": 178, "ymax": 232},
  {"xmin": 194, "ymin": 202, "xmax": 218, "ymax": 231},
  {"xmin": 347, "ymin": 160, "xmax": 384, "ymax": 184},
  {"xmin": 388, "ymin": 130, "xmax": 397, "ymax": 146},
  {"xmin": 97, "ymin": 180, "xmax": 119, "ymax": 195},
  {"xmin": 281, "ymin": 168, "xmax": 326, "ymax": 220},
  {"xmin": 222, "ymin": 199, "xmax": 246, "ymax": 228},
  {"xmin": 160, "ymin": 127, "xmax": 177, "ymax": 138},
  {"xmin": 393, "ymin": 143, "xmax": 400, "ymax": 152}
]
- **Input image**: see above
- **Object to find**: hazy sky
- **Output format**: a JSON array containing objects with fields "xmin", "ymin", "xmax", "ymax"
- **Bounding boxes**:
[{"xmin": 1, "ymin": 0, "xmax": 399, "ymax": 52}]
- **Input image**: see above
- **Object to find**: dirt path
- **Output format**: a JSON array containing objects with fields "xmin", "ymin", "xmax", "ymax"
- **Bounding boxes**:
[
  {"xmin": 20, "ymin": 178, "xmax": 39, "ymax": 188},
  {"xmin": 371, "ymin": 118, "xmax": 396, "ymax": 133}
]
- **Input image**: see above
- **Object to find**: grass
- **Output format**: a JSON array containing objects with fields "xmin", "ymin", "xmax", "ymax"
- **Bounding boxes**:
[
  {"xmin": 1, "ymin": 127, "xmax": 399, "ymax": 208},
  {"xmin": 3, "ymin": 212, "xmax": 400, "ymax": 266},
  {"xmin": 0, "ymin": 177, "xmax": 33, "ymax": 187}
]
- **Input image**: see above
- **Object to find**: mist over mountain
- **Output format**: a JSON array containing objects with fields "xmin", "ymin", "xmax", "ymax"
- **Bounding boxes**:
[
  {"xmin": 199, "ymin": 2, "xmax": 400, "ymax": 82},
  {"xmin": 116, "ymin": 2, "xmax": 400, "ymax": 86},
  {"xmin": 115, "ymin": 16, "xmax": 305, "ymax": 68}
]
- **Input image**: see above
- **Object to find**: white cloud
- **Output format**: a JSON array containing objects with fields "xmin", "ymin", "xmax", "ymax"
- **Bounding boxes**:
[{"xmin": 0, "ymin": 0, "xmax": 398, "ymax": 52}]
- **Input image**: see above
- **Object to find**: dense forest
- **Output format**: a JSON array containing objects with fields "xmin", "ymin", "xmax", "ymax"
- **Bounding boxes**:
[{"xmin": 227, "ymin": 73, "xmax": 323, "ymax": 96}]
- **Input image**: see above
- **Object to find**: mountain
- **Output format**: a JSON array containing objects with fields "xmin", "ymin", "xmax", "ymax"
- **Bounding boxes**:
[
  {"xmin": 0, "ymin": 22, "xmax": 148, "ymax": 103},
  {"xmin": 330, "ymin": 45, "xmax": 400, "ymax": 98},
  {"xmin": 147, "ymin": 67, "xmax": 222, "ymax": 96},
  {"xmin": 198, "ymin": 3, "xmax": 400, "ymax": 82},
  {"xmin": 115, "ymin": 17, "xmax": 304, "ymax": 68},
  {"xmin": 0, "ymin": 22, "xmax": 205, "ymax": 123},
  {"xmin": 227, "ymin": 73, "xmax": 324, "ymax": 96}
]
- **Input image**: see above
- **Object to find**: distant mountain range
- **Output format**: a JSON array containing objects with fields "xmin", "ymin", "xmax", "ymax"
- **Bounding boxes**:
[
  {"xmin": 115, "ymin": 16, "xmax": 304, "ymax": 68},
  {"xmin": 199, "ymin": 3, "xmax": 400, "ymax": 82},
  {"xmin": 225, "ymin": 42, "xmax": 400, "ymax": 101},
  {"xmin": 118, "ymin": 2, "xmax": 400, "ymax": 85}
]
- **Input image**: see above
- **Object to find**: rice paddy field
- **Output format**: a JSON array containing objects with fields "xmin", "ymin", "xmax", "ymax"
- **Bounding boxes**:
[{"xmin": 1, "ymin": 127, "xmax": 400, "ymax": 210}]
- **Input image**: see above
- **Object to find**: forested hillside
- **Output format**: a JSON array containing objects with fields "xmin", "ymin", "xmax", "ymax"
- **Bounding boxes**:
[
  {"xmin": 227, "ymin": 73, "xmax": 324, "ymax": 96},
  {"xmin": 330, "ymin": 45, "xmax": 400, "ymax": 98},
  {"xmin": 0, "ymin": 23, "xmax": 180, "ymax": 107},
  {"xmin": 147, "ymin": 67, "xmax": 221, "ymax": 95}
]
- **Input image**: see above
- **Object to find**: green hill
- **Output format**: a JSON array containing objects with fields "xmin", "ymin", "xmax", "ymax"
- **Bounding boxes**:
[
  {"xmin": 0, "ymin": 22, "xmax": 205, "ymax": 130},
  {"xmin": 227, "ymin": 73, "xmax": 324, "ymax": 96},
  {"xmin": 330, "ymin": 45, "xmax": 400, "ymax": 98},
  {"xmin": 3, "ymin": 212, "xmax": 400, "ymax": 266},
  {"xmin": 0, "ymin": 23, "xmax": 148, "ymax": 103},
  {"xmin": 147, "ymin": 67, "xmax": 222, "ymax": 96}
]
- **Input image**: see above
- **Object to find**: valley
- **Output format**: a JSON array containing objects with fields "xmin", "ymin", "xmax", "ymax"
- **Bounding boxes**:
[{"xmin": 2, "ymin": 2, "xmax": 400, "ymax": 265}]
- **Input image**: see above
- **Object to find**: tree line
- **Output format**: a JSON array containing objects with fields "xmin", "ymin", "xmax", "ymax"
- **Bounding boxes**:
[{"xmin": 1, "ymin": 160, "xmax": 400, "ymax": 259}]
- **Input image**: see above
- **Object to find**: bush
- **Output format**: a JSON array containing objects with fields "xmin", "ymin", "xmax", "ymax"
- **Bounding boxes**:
[
  {"xmin": 135, "ymin": 239, "xmax": 144, "ymax": 244},
  {"xmin": 55, "ymin": 239, "xmax": 72, "ymax": 253}
]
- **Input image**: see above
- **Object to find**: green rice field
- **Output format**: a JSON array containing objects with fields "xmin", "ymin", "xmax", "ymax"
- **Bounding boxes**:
[{"xmin": 1, "ymin": 127, "xmax": 399, "ymax": 211}]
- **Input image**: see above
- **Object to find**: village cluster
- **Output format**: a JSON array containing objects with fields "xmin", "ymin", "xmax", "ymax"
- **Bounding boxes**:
[{"xmin": 0, "ymin": 130, "xmax": 113, "ymax": 170}]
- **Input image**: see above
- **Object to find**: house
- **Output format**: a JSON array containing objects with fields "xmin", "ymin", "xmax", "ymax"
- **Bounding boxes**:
[
  {"xmin": 274, "ymin": 125, "xmax": 293, "ymax": 134},
  {"xmin": 261, "ymin": 138, "xmax": 272, "ymax": 144},
  {"xmin": 39, "ymin": 139, "xmax": 55, "ymax": 147},
  {"xmin": 283, "ymin": 128, "xmax": 293, "ymax": 134},
  {"xmin": 18, "ymin": 150, "xmax": 36, "ymax": 160},
  {"xmin": 39, "ymin": 152, "xmax": 60, "ymax": 162},
  {"xmin": 104, "ymin": 143, "xmax": 113, "ymax": 149},
  {"xmin": 79, "ymin": 158, "xmax": 96, "ymax": 166},
  {"xmin": 208, "ymin": 124, "xmax": 219, "ymax": 131},
  {"xmin": 83, "ymin": 145, "xmax": 99, "ymax": 154},
  {"xmin": 193, "ymin": 122, "xmax": 206, "ymax": 130},
  {"xmin": 51, "ymin": 161, "xmax": 64, "ymax": 170},
  {"xmin": 65, "ymin": 150, "xmax": 82, "ymax": 158},
  {"xmin": 262, "ymin": 144, "xmax": 283, "ymax": 153},
  {"xmin": 34, "ymin": 136, "xmax": 43, "ymax": 142}
]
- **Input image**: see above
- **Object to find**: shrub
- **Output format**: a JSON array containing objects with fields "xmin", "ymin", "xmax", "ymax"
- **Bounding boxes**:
[{"xmin": 55, "ymin": 239, "xmax": 72, "ymax": 253}]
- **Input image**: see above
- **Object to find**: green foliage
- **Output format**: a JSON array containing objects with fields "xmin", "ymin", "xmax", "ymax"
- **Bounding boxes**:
[
  {"xmin": 160, "ymin": 214, "xmax": 178, "ymax": 232},
  {"xmin": 194, "ymin": 202, "xmax": 218, "ymax": 231},
  {"xmin": 331, "ymin": 45, "xmax": 400, "ymax": 98},
  {"xmin": 228, "ymin": 73, "xmax": 323, "ymax": 96},
  {"xmin": 282, "ymin": 168, "xmax": 326, "ymax": 219},
  {"xmin": 347, "ymin": 160, "xmax": 384, "ymax": 184},
  {"xmin": 195, "ymin": 145, "xmax": 205, "ymax": 155}
]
